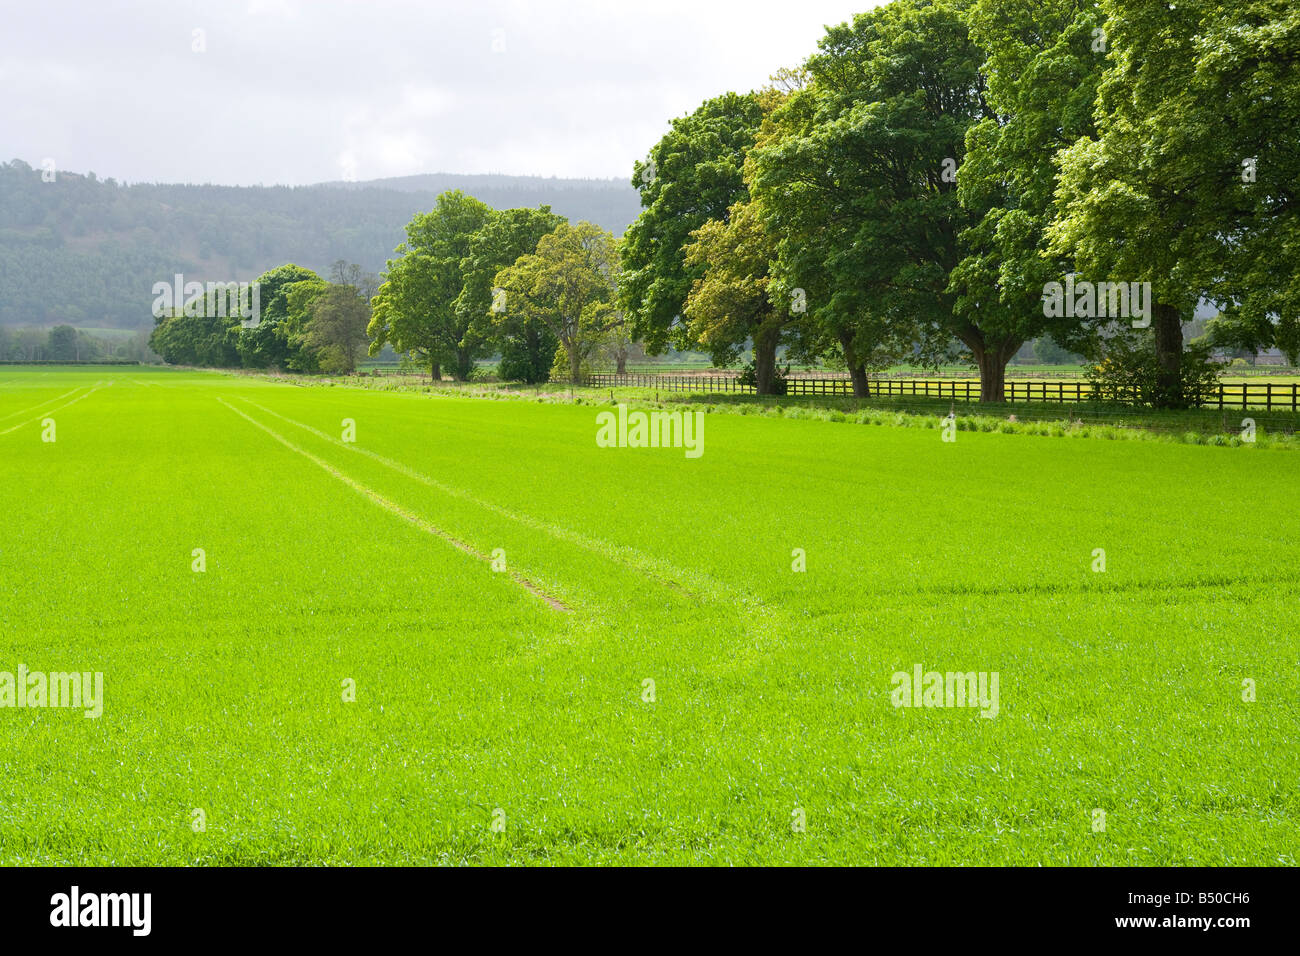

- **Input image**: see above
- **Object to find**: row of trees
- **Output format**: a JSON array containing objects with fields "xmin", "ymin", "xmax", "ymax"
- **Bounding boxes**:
[
  {"xmin": 366, "ymin": 192, "xmax": 626, "ymax": 383},
  {"xmin": 148, "ymin": 261, "xmax": 376, "ymax": 374},
  {"xmin": 142, "ymin": 193, "xmax": 630, "ymax": 385},
  {"xmin": 146, "ymin": 0, "xmax": 1295, "ymax": 405},
  {"xmin": 0, "ymin": 324, "xmax": 155, "ymax": 363},
  {"xmin": 620, "ymin": 0, "xmax": 1299, "ymax": 407}
]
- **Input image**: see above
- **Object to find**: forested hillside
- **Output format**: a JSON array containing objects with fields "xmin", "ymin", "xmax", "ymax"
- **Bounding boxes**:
[{"xmin": 0, "ymin": 160, "xmax": 641, "ymax": 329}]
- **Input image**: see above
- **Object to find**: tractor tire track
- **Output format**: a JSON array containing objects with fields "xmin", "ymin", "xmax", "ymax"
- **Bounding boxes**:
[
  {"xmin": 217, "ymin": 397, "xmax": 572, "ymax": 613},
  {"xmin": 236, "ymin": 396, "xmax": 738, "ymax": 606}
]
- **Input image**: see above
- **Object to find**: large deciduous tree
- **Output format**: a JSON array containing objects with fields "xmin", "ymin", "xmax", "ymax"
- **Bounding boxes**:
[
  {"xmin": 1177, "ymin": 0, "xmax": 1300, "ymax": 365},
  {"xmin": 680, "ymin": 87, "xmax": 809, "ymax": 396},
  {"xmin": 493, "ymin": 221, "xmax": 623, "ymax": 385},
  {"xmin": 300, "ymin": 261, "xmax": 376, "ymax": 374},
  {"xmin": 682, "ymin": 199, "xmax": 789, "ymax": 393},
  {"xmin": 367, "ymin": 190, "xmax": 493, "ymax": 380},
  {"xmin": 1045, "ymin": 0, "xmax": 1280, "ymax": 407},
  {"xmin": 619, "ymin": 92, "xmax": 765, "ymax": 355},
  {"xmin": 456, "ymin": 206, "xmax": 566, "ymax": 383},
  {"xmin": 750, "ymin": 0, "xmax": 999, "ymax": 397},
  {"xmin": 951, "ymin": 0, "xmax": 1106, "ymax": 394},
  {"xmin": 237, "ymin": 263, "xmax": 322, "ymax": 370}
]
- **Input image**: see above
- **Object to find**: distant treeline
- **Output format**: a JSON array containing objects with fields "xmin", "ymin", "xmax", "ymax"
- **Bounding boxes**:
[
  {"xmin": 147, "ymin": 261, "xmax": 379, "ymax": 375},
  {"xmin": 0, "ymin": 323, "xmax": 155, "ymax": 363},
  {"xmin": 148, "ymin": 196, "xmax": 631, "ymax": 385},
  {"xmin": 0, "ymin": 161, "xmax": 641, "ymax": 330}
]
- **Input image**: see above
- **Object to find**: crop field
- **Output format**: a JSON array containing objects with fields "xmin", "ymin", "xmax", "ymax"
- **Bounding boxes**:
[{"xmin": 0, "ymin": 365, "xmax": 1296, "ymax": 865}]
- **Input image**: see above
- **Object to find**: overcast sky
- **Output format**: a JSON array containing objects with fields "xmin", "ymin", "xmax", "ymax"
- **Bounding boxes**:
[{"xmin": 0, "ymin": 0, "xmax": 875, "ymax": 187}]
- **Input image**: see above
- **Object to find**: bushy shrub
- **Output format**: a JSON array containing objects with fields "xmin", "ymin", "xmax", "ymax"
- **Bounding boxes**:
[
  {"xmin": 738, "ymin": 361, "xmax": 790, "ymax": 395},
  {"xmin": 1086, "ymin": 332, "xmax": 1221, "ymax": 407}
]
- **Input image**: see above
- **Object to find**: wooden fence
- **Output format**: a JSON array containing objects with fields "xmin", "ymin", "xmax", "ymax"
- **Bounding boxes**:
[
  {"xmin": 365, "ymin": 366, "xmax": 425, "ymax": 377},
  {"xmin": 584, "ymin": 373, "xmax": 1300, "ymax": 411}
]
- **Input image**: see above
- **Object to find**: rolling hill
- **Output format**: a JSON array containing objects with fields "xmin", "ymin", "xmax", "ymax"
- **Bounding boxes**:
[{"xmin": 0, "ymin": 159, "xmax": 643, "ymax": 330}]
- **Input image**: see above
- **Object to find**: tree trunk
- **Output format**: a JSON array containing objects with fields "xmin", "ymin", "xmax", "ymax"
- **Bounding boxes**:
[
  {"xmin": 429, "ymin": 360, "xmax": 441, "ymax": 382},
  {"xmin": 568, "ymin": 344, "xmax": 583, "ymax": 385},
  {"xmin": 753, "ymin": 326, "xmax": 779, "ymax": 395},
  {"xmin": 616, "ymin": 350, "xmax": 627, "ymax": 375},
  {"xmin": 455, "ymin": 348, "xmax": 474, "ymax": 381},
  {"xmin": 848, "ymin": 364, "xmax": 870, "ymax": 397},
  {"xmin": 837, "ymin": 330, "xmax": 870, "ymax": 397},
  {"xmin": 974, "ymin": 347, "xmax": 1007, "ymax": 402},
  {"xmin": 1151, "ymin": 302, "xmax": 1184, "ymax": 408},
  {"xmin": 523, "ymin": 325, "xmax": 546, "ymax": 383},
  {"xmin": 972, "ymin": 338, "xmax": 1022, "ymax": 403}
]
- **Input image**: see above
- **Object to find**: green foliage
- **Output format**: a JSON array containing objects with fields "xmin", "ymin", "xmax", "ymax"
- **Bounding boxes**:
[
  {"xmin": 619, "ymin": 92, "xmax": 765, "ymax": 353},
  {"xmin": 493, "ymin": 222, "xmax": 623, "ymax": 384},
  {"xmin": 1042, "ymin": 0, "xmax": 1285, "ymax": 406},
  {"xmin": 47, "ymin": 325, "xmax": 79, "ymax": 361},
  {"xmin": 1087, "ymin": 332, "xmax": 1222, "ymax": 407},
  {"xmin": 1190, "ymin": 1, "xmax": 1300, "ymax": 365},
  {"xmin": 750, "ymin": 0, "xmax": 993, "ymax": 393},
  {"xmin": 953, "ymin": 0, "xmax": 1106, "ymax": 361},
  {"xmin": 737, "ymin": 360, "xmax": 790, "ymax": 395},
  {"xmin": 0, "ymin": 325, "xmax": 154, "ymax": 363},
  {"xmin": 456, "ymin": 206, "xmax": 564, "ymax": 333},
  {"xmin": 682, "ymin": 199, "xmax": 789, "ymax": 393},
  {"xmin": 148, "ymin": 310, "xmax": 241, "ymax": 367},
  {"xmin": 302, "ymin": 287, "xmax": 367, "ymax": 375},
  {"xmin": 281, "ymin": 277, "xmax": 332, "ymax": 373},
  {"xmin": 457, "ymin": 205, "xmax": 567, "ymax": 382},
  {"xmin": 1047, "ymin": 2, "xmax": 1212, "ymax": 314},
  {"xmin": 497, "ymin": 322, "xmax": 558, "ymax": 383},
  {"xmin": 369, "ymin": 191, "xmax": 494, "ymax": 379},
  {"xmin": 238, "ymin": 264, "xmax": 324, "ymax": 370}
]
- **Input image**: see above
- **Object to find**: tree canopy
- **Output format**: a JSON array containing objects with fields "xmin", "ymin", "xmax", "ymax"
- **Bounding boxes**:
[{"xmin": 494, "ymin": 221, "xmax": 623, "ymax": 385}]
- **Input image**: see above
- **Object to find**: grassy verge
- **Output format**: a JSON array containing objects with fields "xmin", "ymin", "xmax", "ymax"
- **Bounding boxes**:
[{"xmin": 240, "ymin": 371, "xmax": 1300, "ymax": 449}]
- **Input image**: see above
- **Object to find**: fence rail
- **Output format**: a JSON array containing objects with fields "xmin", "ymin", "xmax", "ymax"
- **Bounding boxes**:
[
  {"xmin": 584, "ymin": 373, "xmax": 1300, "ymax": 411},
  {"xmin": 364, "ymin": 366, "xmax": 424, "ymax": 376}
]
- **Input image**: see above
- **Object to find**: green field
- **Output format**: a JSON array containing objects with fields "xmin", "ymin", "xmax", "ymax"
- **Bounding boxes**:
[{"xmin": 1, "ymin": 365, "xmax": 1296, "ymax": 865}]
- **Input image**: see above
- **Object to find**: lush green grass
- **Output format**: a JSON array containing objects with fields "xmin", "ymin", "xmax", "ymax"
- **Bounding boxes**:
[
  {"xmin": 314, "ymin": 371, "xmax": 1300, "ymax": 444},
  {"xmin": 0, "ymin": 365, "xmax": 1295, "ymax": 865}
]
